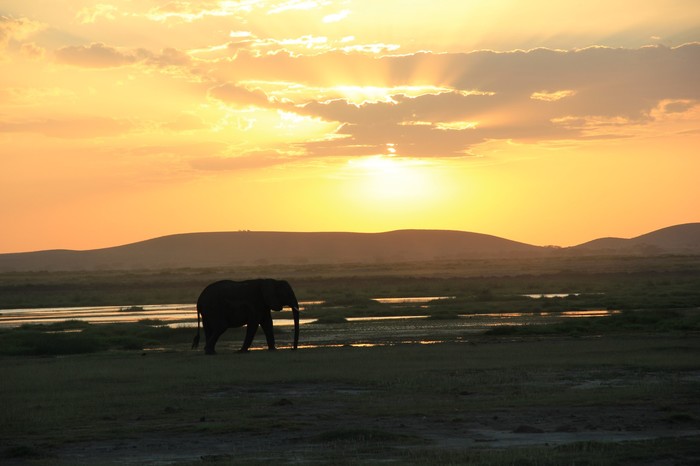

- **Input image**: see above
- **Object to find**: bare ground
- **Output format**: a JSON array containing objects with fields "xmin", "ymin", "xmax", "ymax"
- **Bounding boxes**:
[
  {"xmin": 48, "ymin": 380, "xmax": 700, "ymax": 465},
  {"xmin": 3, "ymin": 320, "xmax": 700, "ymax": 465}
]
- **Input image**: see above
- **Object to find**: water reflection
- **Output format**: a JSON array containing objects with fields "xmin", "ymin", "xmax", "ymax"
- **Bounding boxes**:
[
  {"xmin": 561, "ymin": 310, "xmax": 621, "ymax": 318},
  {"xmin": 372, "ymin": 296, "xmax": 454, "ymax": 304},
  {"xmin": 0, "ymin": 300, "xmax": 620, "ymax": 329},
  {"xmin": 294, "ymin": 340, "xmax": 450, "ymax": 350},
  {"xmin": 523, "ymin": 293, "xmax": 578, "ymax": 299},
  {"xmin": 464, "ymin": 310, "xmax": 620, "ymax": 319},
  {"xmin": 0, "ymin": 302, "xmax": 315, "ymax": 328},
  {"xmin": 347, "ymin": 316, "xmax": 428, "ymax": 322},
  {"xmin": 0, "ymin": 304, "xmax": 196, "ymax": 327}
]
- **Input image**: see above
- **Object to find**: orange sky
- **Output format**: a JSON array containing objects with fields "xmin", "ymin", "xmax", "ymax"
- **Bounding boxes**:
[{"xmin": 1, "ymin": 1, "xmax": 699, "ymax": 253}]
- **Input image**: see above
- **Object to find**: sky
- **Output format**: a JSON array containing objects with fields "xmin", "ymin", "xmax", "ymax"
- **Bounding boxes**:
[{"xmin": 1, "ymin": 1, "xmax": 699, "ymax": 253}]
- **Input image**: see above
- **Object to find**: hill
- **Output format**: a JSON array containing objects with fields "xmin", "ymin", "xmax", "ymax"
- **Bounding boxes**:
[
  {"xmin": 571, "ymin": 223, "xmax": 700, "ymax": 255},
  {"xmin": 0, "ymin": 230, "xmax": 541, "ymax": 272},
  {"xmin": 0, "ymin": 224, "xmax": 698, "ymax": 272}
]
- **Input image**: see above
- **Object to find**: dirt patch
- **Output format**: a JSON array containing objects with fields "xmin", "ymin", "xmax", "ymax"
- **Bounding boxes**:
[
  {"xmin": 4, "ymin": 332, "xmax": 700, "ymax": 465},
  {"xmin": 37, "ymin": 375, "xmax": 699, "ymax": 465}
]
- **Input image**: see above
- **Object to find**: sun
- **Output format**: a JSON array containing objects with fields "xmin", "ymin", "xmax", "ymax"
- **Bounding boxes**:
[{"xmin": 343, "ymin": 150, "xmax": 442, "ymax": 208}]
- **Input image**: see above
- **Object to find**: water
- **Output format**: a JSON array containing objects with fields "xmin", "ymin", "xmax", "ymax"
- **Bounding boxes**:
[
  {"xmin": 0, "ymin": 296, "xmax": 618, "ymax": 329},
  {"xmin": 372, "ymin": 296, "xmax": 455, "ymax": 304},
  {"xmin": 0, "ymin": 303, "xmax": 319, "ymax": 328},
  {"xmin": 0, "ymin": 297, "xmax": 623, "ymax": 351}
]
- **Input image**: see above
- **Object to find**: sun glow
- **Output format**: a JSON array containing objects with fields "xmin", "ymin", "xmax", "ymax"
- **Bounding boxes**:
[
  {"xmin": 334, "ymin": 86, "xmax": 396, "ymax": 104},
  {"xmin": 344, "ymin": 155, "xmax": 442, "ymax": 206},
  {"xmin": 331, "ymin": 85, "xmax": 452, "ymax": 105}
]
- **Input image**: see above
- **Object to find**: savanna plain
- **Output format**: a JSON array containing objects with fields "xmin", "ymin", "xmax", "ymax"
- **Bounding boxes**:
[{"xmin": 1, "ymin": 255, "xmax": 700, "ymax": 465}]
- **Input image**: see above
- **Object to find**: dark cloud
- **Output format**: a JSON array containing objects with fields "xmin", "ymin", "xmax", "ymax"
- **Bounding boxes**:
[
  {"xmin": 276, "ymin": 44, "xmax": 700, "ymax": 157},
  {"xmin": 208, "ymin": 83, "xmax": 273, "ymax": 108},
  {"xmin": 144, "ymin": 47, "xmax": 192, "ymax": 67},
  {"xmin": 54, "ymin": 43, "xmax": 192, "ymax": 68},
  {"xmin": 50, "ymin": 41, "xmax": 696, "ymax": 157},
  {"xmin": 663, "ymin": 100, "xmax": 696, "ymax": 114},
  {"xmin": 54, "ymin": 42, "xmax": 142, "ymax": 67},
  {"xmin": 301, "ymin": 92, "xmax": 498, "ymax": 126}
]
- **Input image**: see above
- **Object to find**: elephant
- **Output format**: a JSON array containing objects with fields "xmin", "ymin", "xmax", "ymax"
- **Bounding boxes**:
[{"xmin": 191, "ymin": 279, "xmax": 300, "ymax": 354}]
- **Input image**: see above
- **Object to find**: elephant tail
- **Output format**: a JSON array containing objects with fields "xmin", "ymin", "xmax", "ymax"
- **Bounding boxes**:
[{"xmin": 191, "ymin": 309, "xmax": 201, "ymax": 350}]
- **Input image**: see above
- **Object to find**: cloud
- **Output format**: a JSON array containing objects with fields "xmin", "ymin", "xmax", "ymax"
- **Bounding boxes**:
[
  {"xmin": 661, "ymin": 100, "xmax": 696, "ymax": 114},
  {"xmin": 203, "ymin": 30, "xmax": 400, "ymax": 58},
  {"xmin": 0, "ymin": 15, "xmax": 45, "ymax": 49},
  {"xmin": 55, "ymin": 42, "xmax": 143, "ymax": 67},
  {"xmin": 76, "ymin": 4, "xmax": 119, "ymax": 24},
  {"xmin": 260, "ymin": 44, "xmax": 700, "ymax": 157},
  {"xmin": 143, "ymin": 47, "xmax": 192, "ymax": 67},
  {"xmin": 19, "ymin": 42, "xmax": 45, "ymax": 59},
  {"xmin": 0, "ymin": 117, "xmax": 133, "ymax": 138},
  {"xmin": 225, "ymin": 34, "xmax": 334, "ymax": 56},
  {"xmin": 340, "ymin": 42, "xmax": 400, "ymax": 54},
  {"xmin": 142, "ymin": 0, "xmax": 339, "ymax": 28},
  {"xmin": 53, "ymin": 40, "xmax": 689, "ymax": 160},
  {"xmin": 323, "ymin": 9, "xmax": 350, "ymax": 23},
  {"xmin": 224, "ymin": 43, "xmax": 699, "ymax": 101},
  {"xmin": 295, "ymin": 91, "xmax": 557, "ymax": 156},
  {"xmin": 54, "ymin": 43, "xmax": 192, "ymax": 69},
  {"xmin": 190, "ymin": 150, "xmax": 292, "ymax": 171},
  {"xmin": 530, "ymin": 90, "xmax": 576, "ymax": 102},
  {"xmin": 268, "ymin": 1, "xmax": 331, "ymax": 15},
  {"xmin": 208, "ymin": 83, "xmax": 275, "ymax": 108},
  {"xmin": 146, "ymin": 1, "xmax": 256, "ymax": 23}
]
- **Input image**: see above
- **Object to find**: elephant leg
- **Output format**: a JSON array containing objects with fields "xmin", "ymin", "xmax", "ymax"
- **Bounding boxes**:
[
  {"xmin": 260, "ymin": 312, "xmax": 276, "ymax": 350},
  {"xmin": 239, "ymin": 322, "xmax": 259, "ymax": 353},
  {"xmin": 203, "ymin": 316, "xmax": 227, "ymax": 355},
  {"xmin": 205, "ymin": 330, "xmax": 227, "ymax": 355}
]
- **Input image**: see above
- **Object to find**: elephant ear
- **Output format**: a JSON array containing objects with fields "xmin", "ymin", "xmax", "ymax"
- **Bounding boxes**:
[{"xmin": 261, "ymin": 279, "xmax": 283, "ymax": 311}]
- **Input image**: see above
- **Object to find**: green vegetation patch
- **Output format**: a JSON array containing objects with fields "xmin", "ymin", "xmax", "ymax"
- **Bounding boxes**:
[
  {"xmin": 0, "ymin": 320, "xmax": 191, "ymax": 356},
  {"xmin": 486, "ymin": 309, "xmax": 700, "ymax": 336}
]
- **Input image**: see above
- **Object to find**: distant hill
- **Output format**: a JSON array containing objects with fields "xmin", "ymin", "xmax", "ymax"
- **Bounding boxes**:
[
  {"xmin": 571, "ymin": 223, "xmax": 700, "ymax": 255},
  {"xmin": 0, "ymin": 224, "xmax": 698, "ymax": 272},
  {"xmin": 0, "ymin": 230, "xmax": 540, "ymax": 271}
]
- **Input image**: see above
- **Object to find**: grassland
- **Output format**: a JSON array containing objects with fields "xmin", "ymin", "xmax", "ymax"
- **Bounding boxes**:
[
  {"xmin": 2, "ymin": 254, "xmax": 700, "ymax": 311},
  {"xmin": 1, "ymin": 255, "xmax": 700, "ymax": 464},
  {"xmin": 2, "ymin": 331, "xmax": 699, "ymax": 465}
]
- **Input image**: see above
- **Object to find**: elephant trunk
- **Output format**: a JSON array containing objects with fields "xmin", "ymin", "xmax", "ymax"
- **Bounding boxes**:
[{"xmin": 292, "ymin": 306, "xmax": 300, "ymax": 350}]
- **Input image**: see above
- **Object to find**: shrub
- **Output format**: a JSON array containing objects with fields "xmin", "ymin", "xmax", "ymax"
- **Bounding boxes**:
[
  {"xmin": 485, "ymin": 309, "xmax": 700, "ymax": 336},
  {"xmin": 0, "ymin": 330, "xmax": 106, "ymax": 355},
  {"xmin": 0, "ymin": 320, "xmax": 188, "ymax": 356}
]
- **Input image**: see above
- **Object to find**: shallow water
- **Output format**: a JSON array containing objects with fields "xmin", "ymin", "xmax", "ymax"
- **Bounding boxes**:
[
  {"xmin": 0, "ymin": 303, "xmax": 197, "ymax": 327},
  {"xmin": 0, "ymin": 303, "xmax": 318, "ymax": 328},
  {"xmin": 0, "ymin": 297, "xmax": 618, "ymax": 329},
  {"xmin": 372, "ymin": 296, "xmax": 455, "ymax": 304}
]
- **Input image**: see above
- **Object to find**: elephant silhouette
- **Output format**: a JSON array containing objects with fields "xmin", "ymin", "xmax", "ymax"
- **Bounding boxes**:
[{"xmin": 192, "ymin": 279, "xmax": 300, "ymax": 354}]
